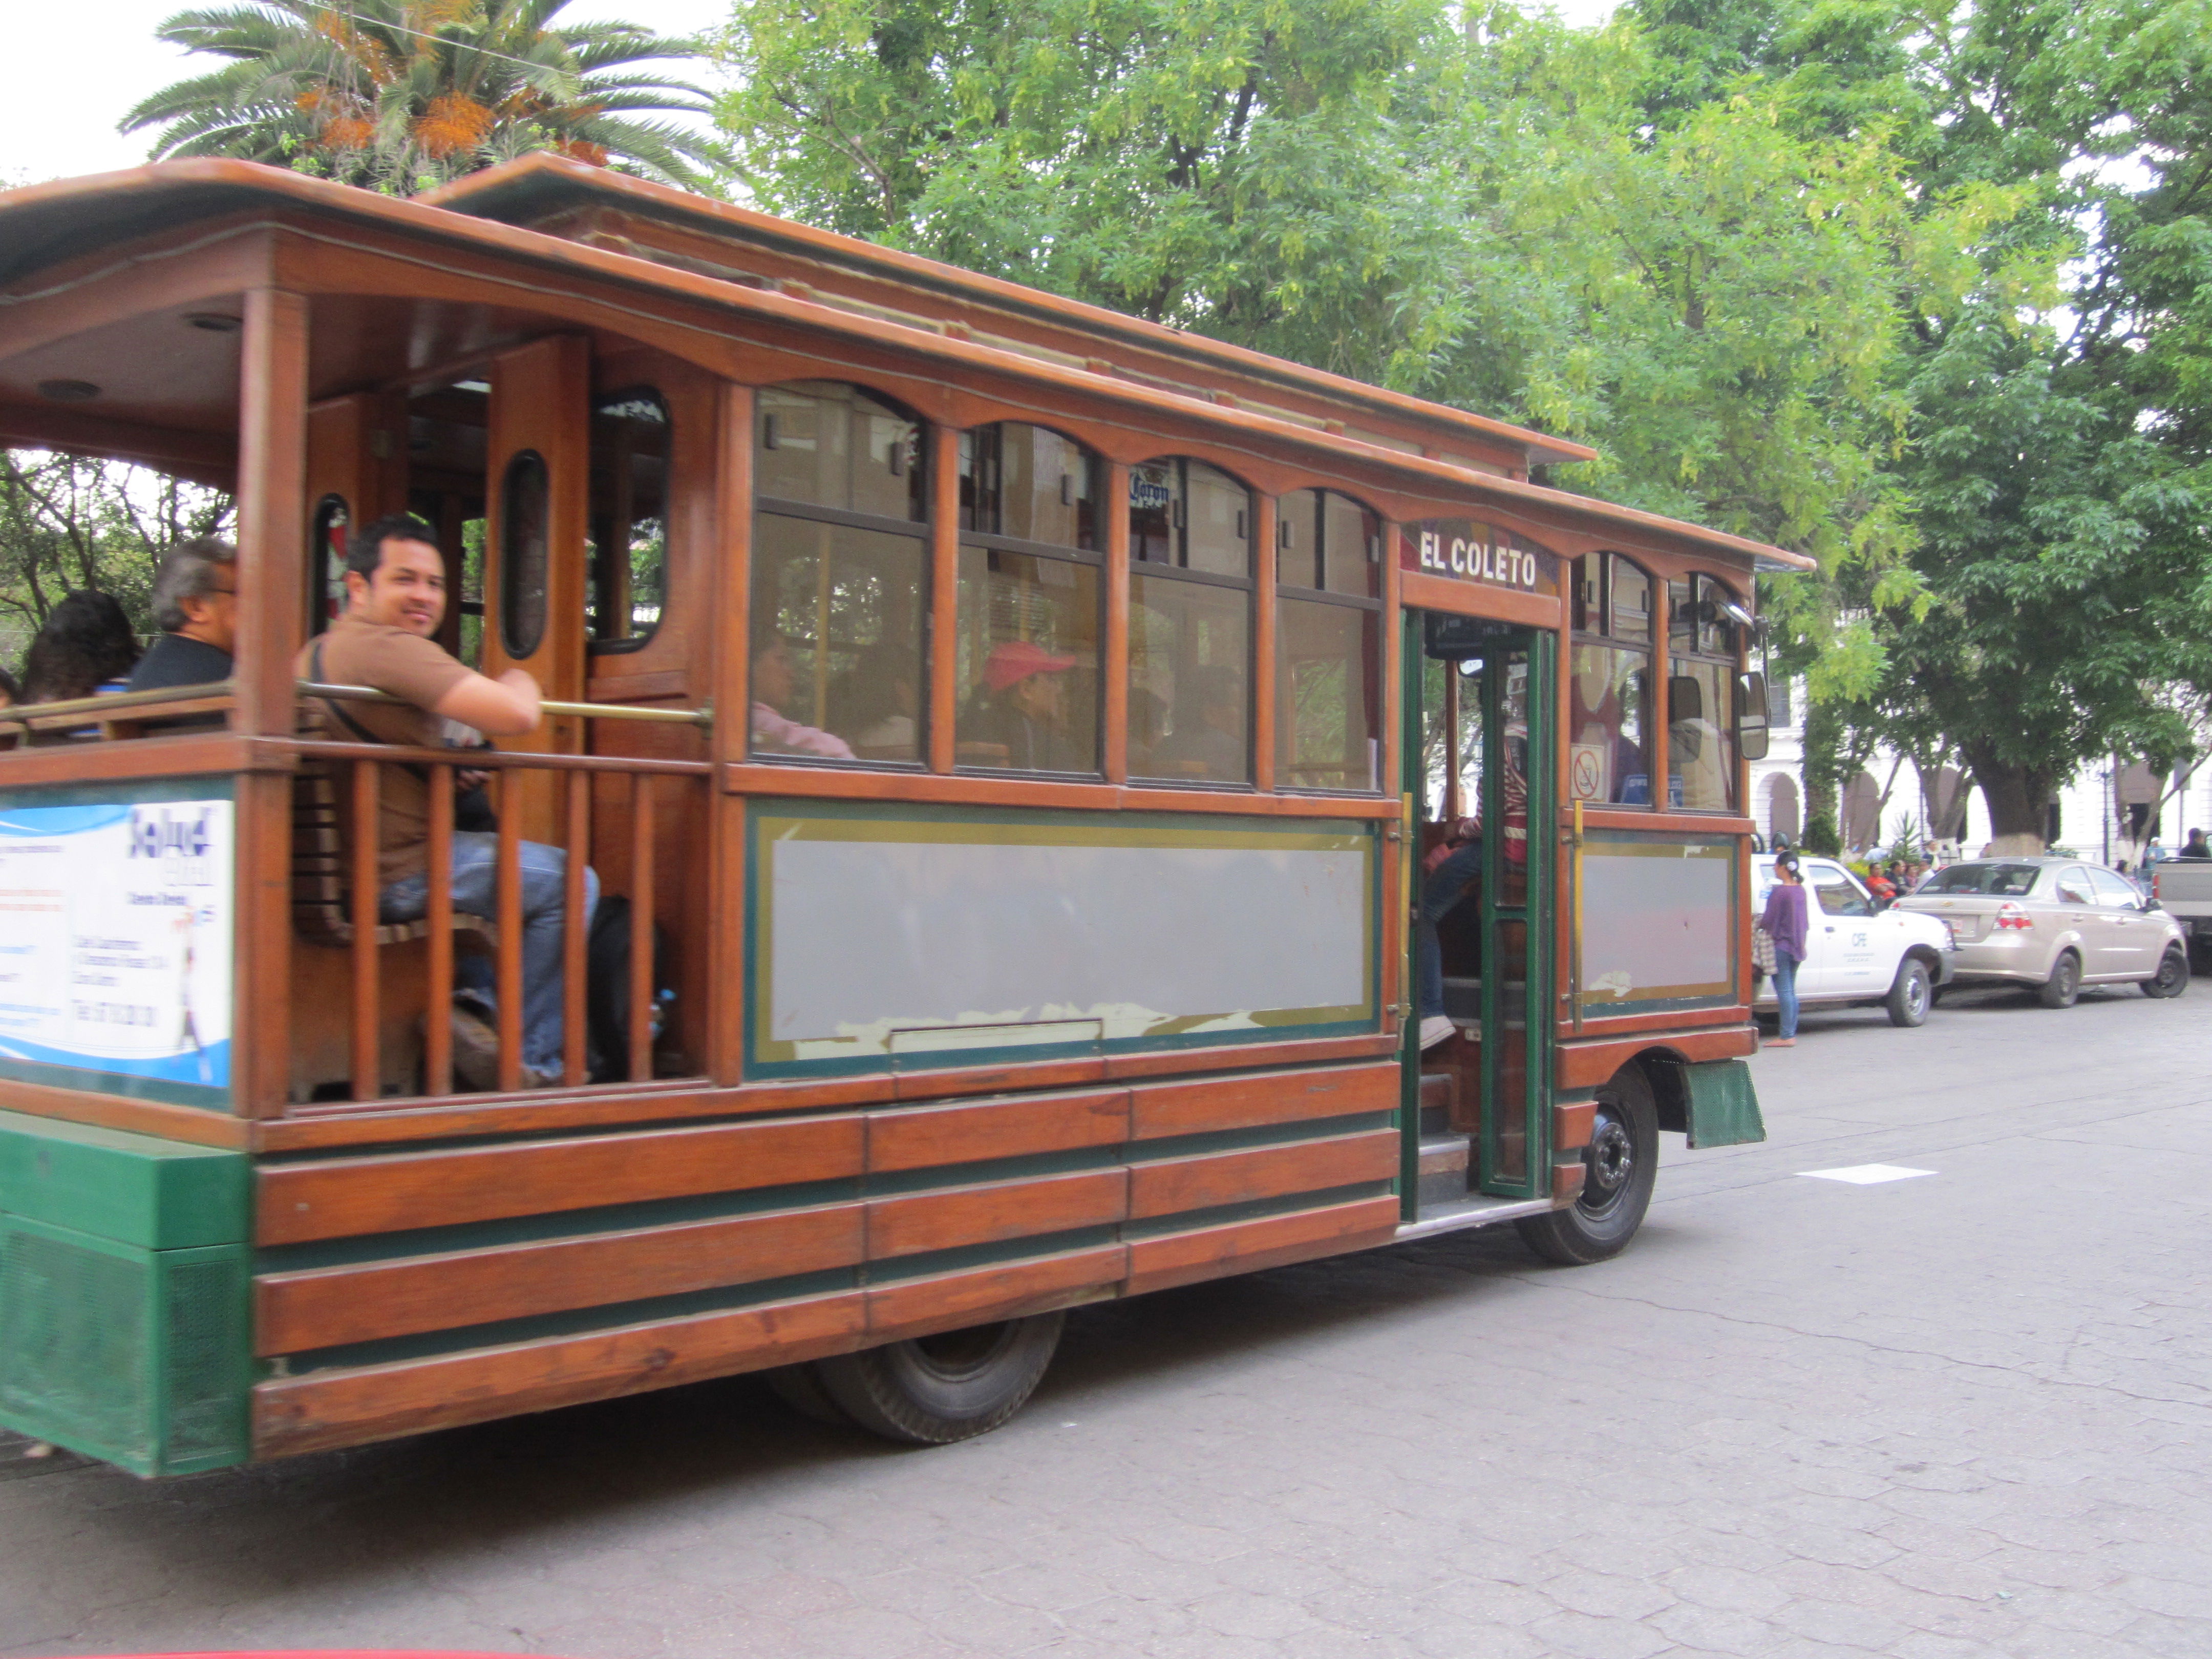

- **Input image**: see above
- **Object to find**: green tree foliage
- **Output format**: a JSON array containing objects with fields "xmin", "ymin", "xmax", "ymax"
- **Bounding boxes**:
[
  {"xmin": 722, "ymin": 0, "xmax": 1464, "ymax": 382},
  {"xmin": 123, "ymin": 0, "xmax": 725, "ymax": 195},
  {"xmin": 1869, "ymin": 0, "xmax": 2212, "ymax": 848},
  {"xmin": 0, "ymin": 454, "xmax": 233, "ymax": 671}
]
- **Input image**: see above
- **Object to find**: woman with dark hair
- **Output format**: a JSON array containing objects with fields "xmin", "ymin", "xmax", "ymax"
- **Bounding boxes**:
[{"xmin": 19, "ymin": 590, "xmax": 140, "ymax": 706}]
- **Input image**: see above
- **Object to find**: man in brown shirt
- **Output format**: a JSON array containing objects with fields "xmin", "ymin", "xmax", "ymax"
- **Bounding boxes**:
[{"xmin": 299, "ymin": 513, "xmax": 597, "ymax": 1088}]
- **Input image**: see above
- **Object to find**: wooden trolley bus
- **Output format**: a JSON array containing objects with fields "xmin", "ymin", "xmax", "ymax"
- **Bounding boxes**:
[{"xmin": 0, "ymin": 156, "xmax": 1796, "ymax": 1474}]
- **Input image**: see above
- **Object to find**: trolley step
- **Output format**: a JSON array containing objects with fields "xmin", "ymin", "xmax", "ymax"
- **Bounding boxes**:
[{"xmin": 1416, "ymin": 1132, "xmax": 1472, "ymax": 1207}]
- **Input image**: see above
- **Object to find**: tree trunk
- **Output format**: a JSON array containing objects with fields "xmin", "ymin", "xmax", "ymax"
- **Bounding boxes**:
[
  {"xmin": 1966, "ymin": 750, "xmax": 2059, "ymax": 855},
  {"xmin": 1800, "ymin": 695, "xmax": 1843, "ymax": 853}
]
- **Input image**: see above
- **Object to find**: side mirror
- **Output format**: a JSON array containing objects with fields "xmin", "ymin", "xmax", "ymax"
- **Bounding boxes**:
[{"xmin": 1737, "ymin": 671, "xmax": 1770, "ymax": 761}]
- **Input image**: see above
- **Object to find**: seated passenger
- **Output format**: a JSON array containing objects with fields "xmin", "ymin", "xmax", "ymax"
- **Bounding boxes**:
[
  {"xmin": 967, "ymin": 640, "xmax": 1081, "ymax": 771},
  {"xmin": 1418, "ymin": 817, "xmax": 1482, "ymax": 1051},
  {"xmin": 751, "ymin": 632, "xmax": 854, "ymax": 759},
  {"xmin": 127, "ymin": 537, "xmax": 237, "ymax": 729},
  {"xmin": 19, "ymin": 589, "xmax": 140, "ymax": 740},
  {"xmin": 844, "ymin": 645, "xmax": 920, "ymax": 759},
  {"xmin": 295, "ymin": 513, "xmax": 598, "ymax": 1091},
  {"xmin": 1154, "ymin": 665, "xmax": 1243, "ymax": 779}
]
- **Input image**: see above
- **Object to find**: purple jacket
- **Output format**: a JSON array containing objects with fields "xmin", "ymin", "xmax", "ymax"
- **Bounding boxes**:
[{"xmin": 1759, "ymin": 881, "xmax": 1810, "ymax": 963}]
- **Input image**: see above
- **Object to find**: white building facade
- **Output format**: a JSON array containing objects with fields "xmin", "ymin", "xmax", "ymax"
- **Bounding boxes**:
[{"xmin": 1747, "ymin": 680, "xmax": 2212, "ymax": 865}]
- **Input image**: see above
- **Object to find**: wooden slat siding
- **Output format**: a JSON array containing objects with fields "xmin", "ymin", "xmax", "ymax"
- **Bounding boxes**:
[
  {"xmin": 495, "ymin": 781, "xmax": 524, "ymax": 1093},
  {"xmin": 865, "ymin": 1244, "xmax": 1126, "ymax": 1341},
  {"xmin": 1551, "ymin": 1162, "xmax": 1586, "ymax": 1201},
  {"xmin": 253, "ymin": 1286, "xmax": 868, "ymax": 1459},
  {"xmin": 1124, "ymin": 1195, "xmax": 1400, "ymax": 1296},
  {"xmin": 1127, "ymin": 1129, "xmax": 1398, "ymax": 1221},
  {"xmin": 1553, "ymin": 1099, "xmax": 1595, "ymax": 1152},
  {"xmin": 0, "ymin": 1075, "xmax": 252, "ymax": 1148},
  {"xmin": 628, "ymin": 775, "xmax": 654, "ymax": 1081},
  {"xmin": 349, "ymin": 759, "xmax": 380, "ymax": 1100},
  {"xmin": 424, "ymin": 762, "xmax": 454, "ymax": 1096},
  {"xmin": 254, "ymin": 1202, "xmax": 865, "ymax": 1355},
  {"xmin": 865, "ymin": 1089, "xmax": 1129, "ymax": 1173},
  {"xmin": 865, "ymin": 1168, "xmax": 1128, "ymax": 1261},
  {"xmin": 1556, "ymin": 1025, "xmax": 1756, "ymax": 1088},
  {"xmin": 1128, "ymin": 1061, "xmax": 1396, "ymax": 1139},
  {"xmin": 250, "ymin": 1036, "xmax": 1400, "ymax": 1152},
  {"xmin": 561, "ymin": 769, "xmax": 589, "ymax": 1086},
  {"xmin": 256, "ymin": 1114, "xmax": 863, "ymax": 1244},
  {"xmin": 721, "ymin": 761, "xmax": 1397, "ymax": 817}
]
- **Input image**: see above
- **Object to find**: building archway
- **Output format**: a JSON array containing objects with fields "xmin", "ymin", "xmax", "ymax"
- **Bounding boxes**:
[
  {"xmin": 1763, "ymin": 772, "xmax": 1801, "ymax": 844},
  {"xmin": 1843, "ymin": 770, "xmax": 1882, "ymax": 852}
]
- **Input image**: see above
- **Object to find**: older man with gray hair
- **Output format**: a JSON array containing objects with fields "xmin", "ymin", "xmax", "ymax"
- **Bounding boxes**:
[{"xmin": 127, "ymin": 536, "xmax": 237, "ymax": 698}]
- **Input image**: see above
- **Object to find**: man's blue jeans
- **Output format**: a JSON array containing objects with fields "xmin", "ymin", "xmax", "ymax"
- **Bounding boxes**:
[
  {"xmin": 1418, "ymin": 839, "xmax": 1484, "ymax": 1019},
  {"xmin": 380, "ymin": 832, "xmax": 599, "ymax": 1078}
]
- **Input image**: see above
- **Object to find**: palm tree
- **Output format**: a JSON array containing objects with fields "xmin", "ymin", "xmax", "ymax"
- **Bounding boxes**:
[{"xmin": 122, "ymin": 0, "xmax": 726, "ymax": 195}]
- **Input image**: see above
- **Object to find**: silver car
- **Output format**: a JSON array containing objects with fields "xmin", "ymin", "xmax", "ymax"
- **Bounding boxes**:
[{"xmin": 1895, "ymin": 858, "xmax": 2189, "ymax": 1006}]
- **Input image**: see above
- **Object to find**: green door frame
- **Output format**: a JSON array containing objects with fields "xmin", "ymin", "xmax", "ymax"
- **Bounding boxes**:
[{"xmin": 1397, "ymin": 614, "xmax": 1558, "ymax": 1211}]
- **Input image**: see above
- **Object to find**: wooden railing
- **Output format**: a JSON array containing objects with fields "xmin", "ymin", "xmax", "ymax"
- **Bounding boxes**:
[{"xmin": 0, "ymin": 678, "xmax": 714, "ymax": 1106}]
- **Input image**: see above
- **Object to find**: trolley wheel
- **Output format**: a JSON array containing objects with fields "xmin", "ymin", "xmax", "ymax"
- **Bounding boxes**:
[
  {"xmin": 1516, "ymin": 1064, "xmax": 1658, "ymax": 1266},
  {"xmin": 2038, "ymin": 950, "xmax": 2082, "ymax": 1009},
  {"xmin": 1886, "ymin": 958, "xmax": 1932, "ymax": 1027},
  {"xmin": 2142, "ymin": 945, "xmax": 2190, "ymax": 999},
  {"xmin": 761, "ymin": 1362, "xmax": 850, "ymax": 1426},
  {"xmin": 814, "ymin": 1312, "xmax": 1065, "ymax": 1444}
]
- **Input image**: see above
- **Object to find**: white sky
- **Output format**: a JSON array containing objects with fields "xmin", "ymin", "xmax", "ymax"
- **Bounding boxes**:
[{"xmin": 3, "ymin": 0, "xmax": 1616, "ymax": 188}]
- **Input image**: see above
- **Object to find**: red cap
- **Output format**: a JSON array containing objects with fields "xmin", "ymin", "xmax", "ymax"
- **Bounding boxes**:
[{"xmin": 984, "ymin": 639, "xmax": 1077, "ymax": 694}]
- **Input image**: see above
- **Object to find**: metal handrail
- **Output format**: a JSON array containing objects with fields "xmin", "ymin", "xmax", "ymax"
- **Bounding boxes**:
[
  {"xmin": 0, "ymin": 678, "xmax": 710, "ymax": 729},
  {"xmin": 0, "ymin": 679, "xmax": 233, "ymax": 726},
  {"xmin": 299, "ymin": 682, "xmax": 712, "ymax": 728}
]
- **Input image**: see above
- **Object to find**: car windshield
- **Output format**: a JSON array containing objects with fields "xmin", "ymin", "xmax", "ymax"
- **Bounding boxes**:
[{"xmin": 1918, "ymin": 862, "xmax": 2042, "ymax": 897}]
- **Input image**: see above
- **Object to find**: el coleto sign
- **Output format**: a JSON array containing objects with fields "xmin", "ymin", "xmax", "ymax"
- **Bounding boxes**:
[{"xmin": 1400, "ymin": 519, "xmax": 1558, "ymax": 597}]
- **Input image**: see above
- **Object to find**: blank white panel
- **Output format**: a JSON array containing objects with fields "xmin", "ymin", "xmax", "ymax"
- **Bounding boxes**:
[
  {"xmin": 765, "ymin": 835, "xmax": 1370, "ymax": 1054},
  {"xmin": 1581, "ymin": 845, "xmax": 1733, "ymax": 1004}
]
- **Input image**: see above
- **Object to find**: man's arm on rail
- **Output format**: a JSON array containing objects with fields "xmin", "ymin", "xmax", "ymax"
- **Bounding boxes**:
[{"xmin": 433, "ymin": 668, "xmax": 541, "ymax": 737}]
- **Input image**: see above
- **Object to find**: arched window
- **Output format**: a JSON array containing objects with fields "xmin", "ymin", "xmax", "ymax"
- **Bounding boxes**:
[
  {"xmin": 750, "ymin": 382, "xmax": 927, "ymax": 764},
  {"xmin": 586, "ymin": 389, "xmax": 669, "ymax": 649},
  {"xmin": 1274, "ymin": 487, "xmax": 1382, "ymax": 791},
  {"xmin": 498, "ymin": 450, "xmax": 549, "ymax": 660},
  {"xmin": 309, "ymin": 493, "xmax": 348, "ymax": 636},
  {"xmin": 1666, "ymin": 573, "xmax": 1743, "ymax": 814},
  {"xmin": 954, "ymin": 423, "xmax": 1103, "ymax": 774},
  {"xmin": 1128, "ymin": 458, "xmax": 1253, "ymax": 784},
  {"xmin": 1568, "ymin": 553, "xmax": 1653, "ymax": 806}
]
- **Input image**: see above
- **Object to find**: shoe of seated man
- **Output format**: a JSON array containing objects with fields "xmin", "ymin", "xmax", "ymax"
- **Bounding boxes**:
[
  {"xmin": 1419, "ymin": 1014, "xmax": 1456, "ymax": 1051},
  {"xmin": 449, "ymin": 1002, "xmax": 503, "ymax": 1092}
]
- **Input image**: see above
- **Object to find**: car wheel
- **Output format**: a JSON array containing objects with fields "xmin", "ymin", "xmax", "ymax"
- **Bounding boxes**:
[
  {"xmin": 1516, "ymin": 1064, "xmax": 1658, "ymax": 1266},
  {"xmin": 1886, "ymin": 959, "xmax": 1932, "ymax": 1027},
  {"xmin": 2038, "ymin": 950, "xmax": 2082, "ymax": 1009},
  {"xmin": 2142, "ymin": 945, "xmax": 2190, "ymax": 999},
  {"xmin": 814, "ymin": 1313, "xmax": 1065, "ymax": 1444}
]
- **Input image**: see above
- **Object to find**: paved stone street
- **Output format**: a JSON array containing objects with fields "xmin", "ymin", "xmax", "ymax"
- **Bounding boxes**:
[{"xmin": 5, "ymin": 981, "xmax": 2211, "ymax": 1658}]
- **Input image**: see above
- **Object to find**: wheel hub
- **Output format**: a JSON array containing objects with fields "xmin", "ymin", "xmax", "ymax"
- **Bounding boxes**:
[{"xmin": 1586, "ymin": 1111, "xmax": 1634, "ymax": 1199}]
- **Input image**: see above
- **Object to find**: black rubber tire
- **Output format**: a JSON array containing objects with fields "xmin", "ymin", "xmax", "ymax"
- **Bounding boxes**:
[
  {"xmin": 814, "ymin": 1312, "xmax": 1065, "ymax": 1444},
  {"xmin": 2038, "ymin": 951, "xmax": 2082, "ymax": 1009},
  {"xmin": 1516, "ymin": 1064, "xmax": 1658, "ymax": 1267},
  {"xmin": 761, "ymin": 1362, "xmax": 850, "ymax": 1426},
  {"xmin": 1886, "ymin": 958, "xmax": 1932, "ymax": 1028},
  {"xmin": 2142, "ymin": 945, "xmax": 2190, "ymax": 999}
]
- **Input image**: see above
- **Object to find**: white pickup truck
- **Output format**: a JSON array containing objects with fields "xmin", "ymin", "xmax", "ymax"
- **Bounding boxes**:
[
  {"xmin": 1752, "ymin": 854, "xmax": 1956, "ymax": 1027},
  {"xmin": 2148, "ymin": 859, "xmax": 2212, "ymax": 962}
]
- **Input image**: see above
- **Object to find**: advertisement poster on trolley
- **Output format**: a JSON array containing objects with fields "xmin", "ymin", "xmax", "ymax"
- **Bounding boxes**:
[{"xmin": 0, "ymin": 793, "xmax": 233, "ymax": 1100}]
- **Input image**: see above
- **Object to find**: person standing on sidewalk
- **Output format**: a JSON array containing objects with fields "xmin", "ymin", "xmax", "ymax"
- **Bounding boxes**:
[{"xmin": 1761, "ymin": 851, "xmax": 1811, "ymax": 1048}]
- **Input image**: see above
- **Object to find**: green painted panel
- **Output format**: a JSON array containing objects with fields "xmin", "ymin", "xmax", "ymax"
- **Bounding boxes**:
[
  {"xmin": 0, "ymin": 1214, "xmax": 251, "ymax": 1475},
  {"xmin": 0, "ymin": 1110, "xmax": 248, "ymax": 1250},
  {"xmin": 1684, "ymin": 1060, "xmax": 1765, "ymax": 1148}
]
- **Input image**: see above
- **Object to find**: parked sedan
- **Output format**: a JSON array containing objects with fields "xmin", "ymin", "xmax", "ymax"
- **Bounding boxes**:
[
  {"xmin": 1895, "ymin": 857, "xmax": 2189, "ymax": 1007},
  {"xmin": 1753, "ymin": 855, "xmax": 1955, "ymax": 1027}
]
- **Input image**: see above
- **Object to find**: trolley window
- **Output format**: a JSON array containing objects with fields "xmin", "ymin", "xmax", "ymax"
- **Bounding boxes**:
[
  {"xmin": 954, "ymin": 423, "xmax": 1103, "ymax": 775},
  {"xmin": 586, "ymin": 389, "xmax": 669, "ymax": 649},
  {"xmin": 1275, "ymin": 487, "xmax": 1383, "ymax": 792},
  {"xmin": 1128, "ymin": 459, "xmax": 1253, "ymax": 784},
  {"xmin": 751, "ymin": 382, "xmax": 927, "ymax": 764},
  {"xmin": 1569, "ymin": 553, "xmax": 1653, "ymax": 806}
]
